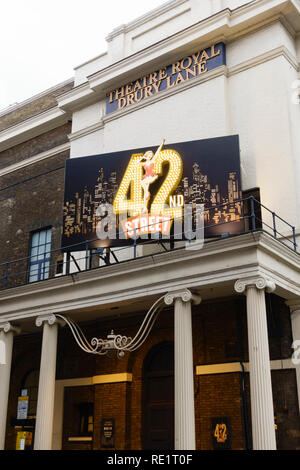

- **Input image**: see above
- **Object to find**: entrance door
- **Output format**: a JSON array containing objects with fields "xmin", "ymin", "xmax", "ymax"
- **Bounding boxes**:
[
  {"xmin": 62, "ymin": 386, "xmax": 94, "ymax": 450},
  {"xmin": 143, "ymin": 342, "xmax": 174, "ymax": 450}
]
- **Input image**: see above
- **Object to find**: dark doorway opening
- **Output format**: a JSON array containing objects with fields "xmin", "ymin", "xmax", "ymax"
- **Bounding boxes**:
[{"xmin": 142, "ymin": 342, "xmax": 174, "ymax": 450}]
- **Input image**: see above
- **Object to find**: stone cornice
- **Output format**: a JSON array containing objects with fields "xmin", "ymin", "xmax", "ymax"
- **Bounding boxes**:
[
  {"xmin": 86, "ymin": 9, "xmax": 234, "ymax": 93},
  {"xmin": 68, "ymin": 121, "xmax": 104, "ymax": 142},
  {"xmin": 131, "ymin": 6, "xmax": 192, "ymax": 42},
  {"xmin": 0, "ymin": 78, "xmax": 73, "ymax": 119},
  {"xmin": 0, "ymin": 107, "xmax": 70, "ymax": 153},
  {"xmin": 228, "ymin": 44, "xmax": 299, "ymax": 74},
  {"xmin": 55, "ymin": 0, "xmax": 299, "ymax": 116},
  {"xmin": 285, "ymin": 299, "xmax": 300, "ymax": 313},
  {"xmin": 67, "ymin": 42, "xmax": 298, "ymax": 140},
  {"xmin": 0, "ymin": 142, "xmax": 70, "ymax": 177},
  {"xmin": 102, "ymin": 65, "xmax": 227, "ymax": 124},
  {"xmin": 0, "ymin": 232, "xmax": 299, "ymax": 325},
  {"xmin": 0, "ymin": 0, "xmax": 298, "ymax": 148},
  {"xmin": 67, "ymin": 64, "xmax": 226, "ymax": 141},
  {"xmin": 105, "ymin": 0, "xmax": 189, "ymax": 41},
  {"xmin": 55, "ymin": 83, "xmax": 96, "ymax": 113}
]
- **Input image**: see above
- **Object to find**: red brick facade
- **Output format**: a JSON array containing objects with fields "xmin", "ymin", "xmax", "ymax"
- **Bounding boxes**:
[{"xmin": 4, "ymin": 298, "xmax": 300, "ymax": 450}]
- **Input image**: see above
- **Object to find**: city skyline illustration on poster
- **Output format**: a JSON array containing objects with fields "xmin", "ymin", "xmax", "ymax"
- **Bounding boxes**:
[{"xmin": 62, "ymin": 135, "xmax": 243, "ymax": 250}]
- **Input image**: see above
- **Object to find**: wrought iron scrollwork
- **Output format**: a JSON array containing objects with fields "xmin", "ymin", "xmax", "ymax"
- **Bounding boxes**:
[{"xmin": 56, "ymin": 295, "xmax": 165, "ymax": 359}]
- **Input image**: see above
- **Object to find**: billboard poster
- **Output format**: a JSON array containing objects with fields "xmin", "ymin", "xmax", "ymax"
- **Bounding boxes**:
[{"xmin": 62, "ymin": 136, "xmax": 243, "ymax": 251}]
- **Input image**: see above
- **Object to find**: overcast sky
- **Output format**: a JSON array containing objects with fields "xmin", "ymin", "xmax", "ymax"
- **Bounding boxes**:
[{"xmin": 0, "ymin": 0, "xmax": 169, "ymax": 111}]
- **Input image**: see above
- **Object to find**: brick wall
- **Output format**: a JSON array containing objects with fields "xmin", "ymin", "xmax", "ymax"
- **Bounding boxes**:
[
  {"xmin": 272, "ymin": 369, "xmax": 300, "ymax": 450},
  {"xmin": 0, "ymin": 80, "xmax": 72, "ymax": 288},
  {"xmin": 195, "ymin": 373, "xmax": 244, "ymax": 450},
  {"xmin": 4, "ymin": 295, "xmax": 299, "ymax": 450},
  {"xmin": 5, "ymin": 332, "xmax": 42, "ymax": 449},
  {"xmin": 0, "ymin": 81, "xmax": 73, "ymax": 132},
  {"xmin": 0, "ymin": 129, "xmax": 70, "ymax": 288},
  {"xmin": 93, "ymin": 382, "xmax": 130, "ymax": 450},
  {"xmin": 0, "ymin": 123, "xmax": 71, "ymax": 170},
  {"xmin": 62, "ymin": 385, "xmax": 94, "ymax": 451}
]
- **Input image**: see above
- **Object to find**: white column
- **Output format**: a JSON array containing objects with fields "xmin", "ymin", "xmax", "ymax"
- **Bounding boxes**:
[
  {"xmin": 164, "ymin": 288, "xmax": 201, "ymax": 450},
  {"xmin": 235, "ymin": 276, "xmax": 276, "ymax": 450},
  {"xmin": 34, "ymin": 314, "xmax": 63, "ymax": 450},
  {"xmin": 0, "ymin": 322, "xmax": 20, "ymax": 450},
  {"xmin": 285, "ymin": 300, "xmax": 300, "ymax": 413}
]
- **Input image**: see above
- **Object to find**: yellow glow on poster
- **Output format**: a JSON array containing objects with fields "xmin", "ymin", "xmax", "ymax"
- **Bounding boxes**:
[{"xmin": 113, "ymin": 143, "xmax": 183, "ymax": 224}]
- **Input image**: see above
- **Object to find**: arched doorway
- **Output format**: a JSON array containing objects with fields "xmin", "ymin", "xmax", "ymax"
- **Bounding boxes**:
[{"xmin": 142, "ymin": 342, "xmax": 174, "ymax": 450}]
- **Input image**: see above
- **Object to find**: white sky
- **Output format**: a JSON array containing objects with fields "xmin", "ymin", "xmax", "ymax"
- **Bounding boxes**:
[{"xmin": 0, "ymin": 0, "xmax": 169, "ymax": 110}]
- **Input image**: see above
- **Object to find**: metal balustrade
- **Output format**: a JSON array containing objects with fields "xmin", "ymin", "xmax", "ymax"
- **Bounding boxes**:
[{"xmin": 0, "ymin": 197, "xmax": 298, "ymax": 290}]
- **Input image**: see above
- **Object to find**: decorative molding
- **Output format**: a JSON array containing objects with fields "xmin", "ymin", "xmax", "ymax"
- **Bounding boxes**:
[
  {"xmin": 0, "ymin": 142, "xmax": 70, "ymax": 177},
  {"xmin": 68, "ymin": 437, "xmax": 92, "ymax": 442},
  {"xmin": 0, "ymin": 78, "xmax": 73, "ymax": 118},
  {"xmin": 87, "ymin": 11, "xmax": 231, "ymax": 92},
  {"xmin": 278, "ymin": 13, "xmax": 297, "ymax": 38},
  {"xmin": 106, "ymin": 0, "xmax": 189, "ymax": 41},
  {"xmin": 87, "ymin": 2, "xmax": 298, "ymax": 89},
  {"xmin": 91, "ymin": 373, "xmax": 132, "ymax": 384},
  {"xmin": 102, "ymin": 65, "xmax": 227, "ymax": 125},
  {"xmin": 196, "ymin": 359, "xmax": 296, "ymax": 375},
  {"xmin": 74, "ymin": 52, "xmax": 108, "ymax": 71},
  {"xmin": 55, "ymin": 2, "xmax": 299, "ymax": 116},
  {"xmin": 237, "ymin": 38, "xmax": 293, "ymax": 73},
  {"xmin": 164, "ymin": 288, "xmax": 201, "ymax": 306},
  {"xmin": 196, "ymin": 362, "xmax": 245, "ymax": 375},
  {"xmin": 228, "ymin": 45, "xmax": 299, "ymax": 76},
  {"xmin": 68, "ymin": 121, "xmax": 104, "ymax": 142},
  {"xmin": 285, "ymin": 299, "xmax": 300, "ymax": 315},
  {"xmin": 0, "ymin": 322, "xmax": 21, "ymax": 335},
  {"xmin": 131, "ymin": 7, "xmax": 192, "ymax": 42},
  {"xmin": 56, "ymin": 373, "xmax": 132, "ymax": 386},
  {"xmin": 68, "ymin": 45, "xmax": 298, "ymax": 136},
  {"xmin": 0, "ymin": 232, "xmax": 299, "ymax": 324},
  {"xmin": 0, "ymin": 107, "xmax": 70, "ymax": 153},
  {"xmin": 103, "ymin": 45, "xmax": 298, "ymax": 120},
  {"xmin": 56, "ymin": 83, "xmax": 96, "ymax": 113},
  {"xmin": 35, "ymin": 314, "xmax": 65, "ymax": 328}
]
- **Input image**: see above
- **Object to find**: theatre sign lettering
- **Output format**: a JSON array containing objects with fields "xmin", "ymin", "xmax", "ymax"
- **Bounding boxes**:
[
  {"xmin": 62, "ymin": 135, "xmax": 243, "ymax": 251},
  {"xmin": 106, "ymin": 42, "xmax": 226, "ymax": 114}
]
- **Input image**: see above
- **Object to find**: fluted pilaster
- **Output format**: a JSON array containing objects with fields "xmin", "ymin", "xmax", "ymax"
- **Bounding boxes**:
[
  {"xmin": 0, "ymin": 322, "xmax": 20, "ymax": 450},
  {"xmin": 164, "ymin": 289, "xmax": 201, "ymax": 450},
  {"xmin": 34, "ymin": 314, "xmax": 64, "ymax": 450},
  {"xmin": 235, "ymin": 276, "xmax": 276, "ymax": 450}
]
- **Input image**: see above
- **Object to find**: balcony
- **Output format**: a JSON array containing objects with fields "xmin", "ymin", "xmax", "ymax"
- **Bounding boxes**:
[{"xmin": 0, "ymin": 196, "xmax": 298, "ymax": 296}]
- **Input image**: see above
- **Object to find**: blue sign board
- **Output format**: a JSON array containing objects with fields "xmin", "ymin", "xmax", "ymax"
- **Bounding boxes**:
[{"xmin": 106, "ymin": 42, "xmax": 226, "ymax": 114}]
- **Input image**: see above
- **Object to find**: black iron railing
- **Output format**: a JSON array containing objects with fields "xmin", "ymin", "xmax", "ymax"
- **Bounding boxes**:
[{"xmin": 0, "ymin": 197, "xmax": 298, "ymax": 290}]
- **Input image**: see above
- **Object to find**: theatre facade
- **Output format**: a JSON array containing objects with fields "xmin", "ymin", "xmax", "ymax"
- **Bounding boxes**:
[{"xmin": 0, "ymin": 0, "xmax": 300, "ymax": 451}]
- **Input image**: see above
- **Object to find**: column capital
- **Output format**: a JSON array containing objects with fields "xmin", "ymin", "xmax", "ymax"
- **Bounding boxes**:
[
  {"xmin": 0, "ymin": 322, "xmax": 21, "ymax": 335},
  {"xmin": 164, "ymin": 288, "xmax": 201, "ymax": 306},
  {"xmin": 234, "ymin": 276, "xmax": 276, "ymax": 294},
  {"xmin": 35, "ymin": 314, "xmax": 65, "ymax": 328}
]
